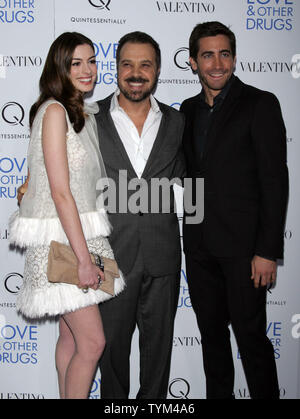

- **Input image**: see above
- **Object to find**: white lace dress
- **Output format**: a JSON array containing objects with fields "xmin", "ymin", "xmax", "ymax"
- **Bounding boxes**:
[{"xmin": 9, "ymin": 100, "xmax": 125, "ymax": 318}]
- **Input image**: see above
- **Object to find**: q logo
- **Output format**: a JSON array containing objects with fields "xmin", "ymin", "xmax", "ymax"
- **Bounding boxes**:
[
  {"xmin": 174, "ymin": 48, "xmax": 190, "ymax": 71},
  {"xmin": 4, "ymin": 272, "xmax": 23, "ymax": 294},
  {"xmin": 88, "ymin": 0, "xmax": 111, "ymax": 10},
  {"xmin": 169, "ymin": 378, "xmax": 190, "ymax": 399},
  {"xmin": 1, "ymin": 102, "xmax": 25, "ymax": 126}
]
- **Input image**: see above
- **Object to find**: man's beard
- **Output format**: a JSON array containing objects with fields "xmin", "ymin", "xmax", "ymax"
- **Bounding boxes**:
[{"xmin": 118, "ymin": 75, "xmax": 159, "ymax": 103}]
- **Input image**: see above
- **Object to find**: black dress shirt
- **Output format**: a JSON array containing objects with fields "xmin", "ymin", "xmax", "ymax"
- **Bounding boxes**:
[{"xmin": 194, "ymin": 75, "xmax": 235, "ymax": 164}]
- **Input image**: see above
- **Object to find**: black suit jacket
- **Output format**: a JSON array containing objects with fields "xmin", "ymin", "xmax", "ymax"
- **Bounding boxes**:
[{"xmin": 181, "ymin": 76, "xmax": 289, "ymax": 259}]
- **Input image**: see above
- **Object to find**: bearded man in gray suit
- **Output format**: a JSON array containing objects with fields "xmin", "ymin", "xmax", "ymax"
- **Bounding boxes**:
[{"xmin": 95, "ymin": 32, "xmax": 186, "ymax": 399}]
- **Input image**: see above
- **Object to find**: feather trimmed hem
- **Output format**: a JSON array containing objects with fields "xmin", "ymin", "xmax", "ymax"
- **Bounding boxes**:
[
  {"xmin": 9, "ymin": 210, "xmax": 112, "ymax": 248},
  {"xmin": 16, "ymin": 273, "xmax": 125, "ymax": 319}
]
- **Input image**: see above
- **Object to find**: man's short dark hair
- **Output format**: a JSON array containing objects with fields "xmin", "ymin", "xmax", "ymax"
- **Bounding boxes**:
[
  {"xmin": 189, "ymin": 21, "xmax": 236, "ymax": 61},
  {"xmin": 116, "ymin": 31, "xmax": 161, "ymax": 70}
]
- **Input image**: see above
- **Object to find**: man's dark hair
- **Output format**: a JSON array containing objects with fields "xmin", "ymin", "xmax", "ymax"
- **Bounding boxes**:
[
  {"xmin": 116, "ymin": 31, "xmax": 161, "ymax": 69},
  {"xmin": 189, "ymin": 21, "xmax": 236, "ymax": 61}
]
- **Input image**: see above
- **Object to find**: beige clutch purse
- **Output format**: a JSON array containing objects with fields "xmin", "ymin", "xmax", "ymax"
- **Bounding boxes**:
[{"xmin": 47, "ymin": 240, "xmax": 120, "ymax": 296}]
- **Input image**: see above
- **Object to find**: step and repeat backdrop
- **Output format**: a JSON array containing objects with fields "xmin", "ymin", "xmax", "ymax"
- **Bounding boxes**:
[{"xmin": 0, "ymin": 0, "xmax": 299, "ymax": 399}]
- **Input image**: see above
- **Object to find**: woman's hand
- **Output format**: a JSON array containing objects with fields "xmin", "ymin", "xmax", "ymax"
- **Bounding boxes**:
[
  {"xmin": 77, "ymin": 261, "xmax": 105, "ymax": 291},
  {"xmin": 17, "ymin": 171, "xmax": 29, "ymax": 206}
]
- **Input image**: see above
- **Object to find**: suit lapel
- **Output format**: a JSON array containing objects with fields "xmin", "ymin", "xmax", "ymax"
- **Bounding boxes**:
[
  {"xmin": 97, "ymin": 97, "xmax": 137, "ymax": 179},
  {"xmin": 141, "ymin": 105, "xmax": 168, "ymax": 179}
]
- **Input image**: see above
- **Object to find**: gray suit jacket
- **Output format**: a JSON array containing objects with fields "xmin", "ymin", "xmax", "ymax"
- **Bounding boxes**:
[{"xmin": 95, "ymin": 94, "xmax": 186, "ymax": 276}]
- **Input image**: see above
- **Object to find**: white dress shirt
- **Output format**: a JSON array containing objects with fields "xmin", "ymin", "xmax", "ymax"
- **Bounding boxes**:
[{"xmin": 110, "ymin": 89, "xmax": 162, "ymax": 178}]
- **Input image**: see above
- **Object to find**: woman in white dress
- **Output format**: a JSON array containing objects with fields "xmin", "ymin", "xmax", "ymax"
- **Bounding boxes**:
[{"xmin": 9, "ymin": 32, "xmax": 125, "ymax": 399}]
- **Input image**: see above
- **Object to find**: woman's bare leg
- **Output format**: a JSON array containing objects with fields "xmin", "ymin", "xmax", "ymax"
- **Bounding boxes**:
[
  {"xmin": 60, "ymin": 304, "xmax": 105, "ymax": 399},
  {"xmin": 55, "ymin": 317, "xmax": 75, "ymax": 399}
]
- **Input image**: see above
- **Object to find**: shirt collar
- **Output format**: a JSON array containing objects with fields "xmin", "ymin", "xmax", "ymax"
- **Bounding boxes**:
[
  {"xmin": 110, "ymin": 88, "xmax": 161, "ymax": 114},
  {"xmin": 199, "ymin": 74, "xmax": 235, "ymax": 108},
  {"xmin": 83, "ymin": 101, "xmax": 99, "ymax": 115}
]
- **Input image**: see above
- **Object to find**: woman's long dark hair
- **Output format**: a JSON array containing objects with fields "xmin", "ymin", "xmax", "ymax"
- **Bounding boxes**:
[{"xmin": 30, "ymin": 32, "xmax": 95, "ymax": 133}]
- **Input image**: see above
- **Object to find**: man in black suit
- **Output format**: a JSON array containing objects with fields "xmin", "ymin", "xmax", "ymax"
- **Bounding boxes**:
[{"xmin": 180, "ymin": 21, "xmax": 288, "ymax": 399}]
